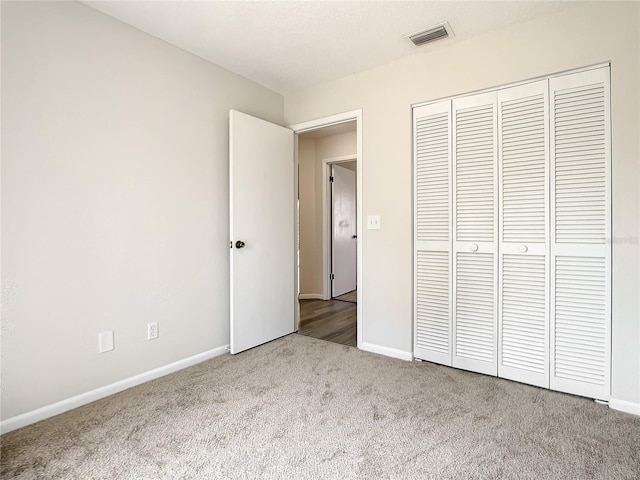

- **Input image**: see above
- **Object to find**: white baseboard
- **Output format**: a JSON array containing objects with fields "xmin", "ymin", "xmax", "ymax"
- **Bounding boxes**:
[
  {"xmin": 0, "ymin": 345, "xmax": 229, "ymax": 434},
  {"xmin": 299, "ymin": 293, "xmax": 324, "ymax": 300},
  {"xmin": 361, "ymin": 342, "xmax": 413, "ymax": 361},
  {"xmin": 609, "ymin": 398, "xmax": 640, "ymax": 416}
]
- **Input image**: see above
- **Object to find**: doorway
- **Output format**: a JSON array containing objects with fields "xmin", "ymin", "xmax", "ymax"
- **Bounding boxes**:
[
  {"xmin": 330, "ymin": 161, "xmax": 357, "ymax": 300},
  {"xmin": 291, "ymin": 111, "xmax": 362, "ymax": 347}
]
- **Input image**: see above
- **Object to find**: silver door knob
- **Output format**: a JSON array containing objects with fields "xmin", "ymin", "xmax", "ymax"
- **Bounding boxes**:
[
  {"xmin": 519, "ymin": 245, "xmax": 528, "ymax": 253},
  {"xmin": 469, "ymin": 244, "xmax": 479, "ymax": 252}
]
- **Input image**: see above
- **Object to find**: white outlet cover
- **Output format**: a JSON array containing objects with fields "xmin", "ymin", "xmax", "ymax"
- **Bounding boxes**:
[
  {"xmin": 99, "ymin": 330, "xmax": 114, "ymax": 353},
  {"xmin": 148, "ymin": 322, "xmax": 159, "ymax": 340},
  {"xmin": 367, "ymin": 215, "xmax": 381, "ymax": 230}
]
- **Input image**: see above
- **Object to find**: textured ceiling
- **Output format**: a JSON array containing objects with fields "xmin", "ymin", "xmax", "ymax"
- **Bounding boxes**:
[{"xmin": 83, "ymin": 1, "xmax": 578, "ymax": 94}]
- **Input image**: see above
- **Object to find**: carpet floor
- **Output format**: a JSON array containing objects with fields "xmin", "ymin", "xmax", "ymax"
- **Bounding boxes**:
[{"xmin": 1, "ymin": 334, "xmax": 639, "ymax": 479}]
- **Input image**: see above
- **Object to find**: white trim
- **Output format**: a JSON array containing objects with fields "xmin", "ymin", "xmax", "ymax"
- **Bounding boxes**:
[
  {"xmin": 294, "ymin": 133, "xmax": 301, "ymax": 332},
  {"xmin": 609, "ymin": 398, "xmax": 640, "ymax": 416},
  {"xmin": 322, "ymin": 155, "xmax": 358, "ymax": 300},
  {"xmin": 298, "ymin": 293, "xmax": 324, "ymax": 300},
  {"xmin": 0, "ymin": 345, "xmax": 229, "ymax": 434},
  {"xmin": 290, "ymin": 109, "xmax": 363, "ymax": 349},
  {"xmin": 412, "ymin": 62, "xmax": 611, "ymax": 110},
  {"xmin": 289, "ymin": 110, "xmax": 359, "ymax": 134},
  {"xmin": 361, "ymin": 342, "xmax": 413, "ymax": 361}
]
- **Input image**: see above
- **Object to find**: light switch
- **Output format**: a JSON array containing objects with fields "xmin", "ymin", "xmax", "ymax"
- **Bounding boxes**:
[
  {"xmin": 99, "ymin": 330, "xmax": 114, "ymax": 353},
  {"xmin": 367, "ymin": 215, "xmax": 381, "ymax": 230}
]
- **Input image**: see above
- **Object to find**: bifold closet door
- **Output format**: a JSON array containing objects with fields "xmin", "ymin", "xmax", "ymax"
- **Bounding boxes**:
[
  {"xmin": 452, "ymin": 92, "xmax": 498, "ymax": 376},
  {"xmin": 413, "ymin": 100, "xmax": 452, "ymax": 365},
  {"xmin": 497, "ymin": 80, "xmax": 550, "ymax": 388},
  {"xmin": 550, "ymin": 67, "xmax": 611, "ymax": 401}
]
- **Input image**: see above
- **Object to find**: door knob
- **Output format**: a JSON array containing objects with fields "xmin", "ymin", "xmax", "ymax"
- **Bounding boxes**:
[
  {"xmin": 235, "ymin": 241, "xmax": 246, "ymax": 249},
  {"xmin": 352, "ymin": 234, "xmax": 357, "ymax": 239},
  {"xmin": 519, "ymin": 244, "xmax": 528, "ymax": 253},
  {"xmin": 469, "ymin": 243, "xmax": 479, "ymax": 252}
]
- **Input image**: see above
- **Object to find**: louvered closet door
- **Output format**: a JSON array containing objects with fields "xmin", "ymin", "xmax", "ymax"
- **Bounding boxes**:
[
  {"xmin": 452, "ymin": 92, "xmax": 498, "ymax": 376},
  {"xmin": 497, "ymin": 80, "xmax": 550, "ymax": 388},
  {"xmin": 550, "ymin": 67, "xmax": 611, "ymax": 401},
  {"xmin": 413, "ymin": 100, "xmax": 452, "ymax": 365}
]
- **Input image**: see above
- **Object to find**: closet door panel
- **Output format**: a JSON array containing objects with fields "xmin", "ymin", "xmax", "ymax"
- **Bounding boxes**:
[
  {"xmin": 497, "ymin": 80, "xmax": 549, "ymax": 388},
  {"xmin": 414, "ymin": 100, "xmax": 452, "ymax": 365},
  {"xmin": 501, "ymin": 254, "xmax": 547, "ymax": 380},
  {"xmin": 454, "ymin": 251, "xmax": 495, "ymax": 372},
  {"xmin": 452, "ymin": 92, "xmax": 498, "ymax": 376},
  {"xmin": 550, "ymin": 67, "xmax": 611, "ymax": 400}
]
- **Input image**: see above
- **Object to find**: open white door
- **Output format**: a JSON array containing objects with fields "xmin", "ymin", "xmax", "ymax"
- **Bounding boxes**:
[
  {"xmin": 230, "ymin": 110, "xmax": 295, "ymax": 354},
  {"xmin": 331, "ymin": 164, "xmax": 357, "ymax": 297}
]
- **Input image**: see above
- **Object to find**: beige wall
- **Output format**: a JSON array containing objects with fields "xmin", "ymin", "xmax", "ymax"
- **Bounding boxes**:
[
  {"xmin": 285, "ymin": 2, "xmax": 640, "ymax": 405},
  {"xmin": 298, "ymin": 132, "xmax": 357, "ymax": 296},
  {"xmin": 340, "ymin": 161, "xmax": 357, "ymax": 172},
  {"xmin": 1, "ymin": 1, "xmax": 283, "ymax": 420},
  {"xmin": 298, "ymin": 137, "xmax": 320, "ymax": 295}
]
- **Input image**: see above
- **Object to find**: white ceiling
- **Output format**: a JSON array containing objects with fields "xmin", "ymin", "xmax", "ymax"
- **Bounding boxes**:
[{"xmin": 83, "ymin": 1, "xmax": 579, "ymax": 95}]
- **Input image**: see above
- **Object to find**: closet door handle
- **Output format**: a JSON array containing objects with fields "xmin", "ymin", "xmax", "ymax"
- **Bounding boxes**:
[
  {"xmin": 519, "ymin": 244, "xmax": 528, "ymax": 253},
  {"xmin": 469, "ymin": 243, "xmax": 479, "ymax": 252}
]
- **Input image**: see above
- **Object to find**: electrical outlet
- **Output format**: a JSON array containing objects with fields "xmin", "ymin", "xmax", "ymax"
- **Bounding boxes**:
[
  {"xmin": 147, "ymin": 322, "xmax": 159, "ymax": 340},
  {"xmin": 99, "ymin": 330, "xmax": 114, "ymax": 353},
  {"xmin": 367, "ymin": 215, "xmax": 381, "ymax": 230}
]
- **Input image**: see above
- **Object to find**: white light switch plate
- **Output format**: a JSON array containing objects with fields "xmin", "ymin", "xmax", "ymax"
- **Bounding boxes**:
[
  {"xmin": 367, "ymin": 215, "xmax": 381, "ymax": 230},
  {"xmin": 99, "ymin": 330, "xmax": 114, "ymax": 353}
]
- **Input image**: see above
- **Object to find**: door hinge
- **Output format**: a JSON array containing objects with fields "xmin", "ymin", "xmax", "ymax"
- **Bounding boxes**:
[
  {"xmin": 330, "ymin": 273, "xmax": 335, "ymax": 280},
  {"xmin": 329, "ymin": 176, "xmax": 334, "ymax": 182}
]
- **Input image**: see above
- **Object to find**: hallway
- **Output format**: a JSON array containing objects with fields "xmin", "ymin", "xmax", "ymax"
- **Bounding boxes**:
[{"xmin": 298, "ymin": 294, "xmax": 356, "ymax": 347}]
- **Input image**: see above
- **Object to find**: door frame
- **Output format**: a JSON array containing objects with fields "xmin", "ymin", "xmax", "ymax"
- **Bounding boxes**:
[
  {"xmin": 323, "ymin": 156, "xmax": 357, "ymax": 300},
  {"xmin": 290, "ymin": 109, "xmax": 363, "ymax": 348}
]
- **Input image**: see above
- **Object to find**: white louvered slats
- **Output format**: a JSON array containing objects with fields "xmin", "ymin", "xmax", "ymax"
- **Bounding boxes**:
[
  {"xmin": 500, "ymin": 255, "xmax": 547, "ymax": 383},
  {"xmin": 455, "ymin": 104, "xmax": 495, "ymax": 243},
  {"xmin": 501, "ymin": 93, "xmax": 546, "ymax": 243},
  {"xmin": 413, "ymin": 65, "xmax": 611, "ymax": 402},
  {"xmin": 498, "ymin": 80, "xmax": 549, "ymax": 388},
  {"xmin": 416, "ymin": 251, "xmax": 449, "ymax": 357},
  {"xmin": 550, "ymin": 67, "xmax": 611, "ymax": 401},
  {"xmin": 452, "ymin": 92, "xmax": 498, "ymax": 376},
  {"xmin": 416, "ymin": 112, "xmax": 450, "ymax": 242},
  {"xmin": 554, "ymin": 257, "xmax": 607, "ymax": 386},
  {"xmin": 413, "ymin": 100, "xmax": 452, "ymax": 365},
  {"xmin": 554, "ymin": 84, "xmax": 607, "ymax": 244},
  {"xmin": 455, "ymin": 253, "xmax": 495, "ymax": 366}
]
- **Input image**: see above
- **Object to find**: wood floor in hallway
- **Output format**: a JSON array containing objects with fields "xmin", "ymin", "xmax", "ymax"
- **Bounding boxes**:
[{"xmin": 298, "ymin": 296, "xmax": 356, "ymax": 347}]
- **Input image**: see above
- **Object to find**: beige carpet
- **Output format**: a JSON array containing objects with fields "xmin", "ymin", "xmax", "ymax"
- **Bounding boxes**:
[{"xmin": 2, "ymin": 334, "xmax": 639, "ymax": 479}]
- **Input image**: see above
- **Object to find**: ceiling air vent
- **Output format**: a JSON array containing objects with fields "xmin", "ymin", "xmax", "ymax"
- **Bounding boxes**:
[{"xmin": 407, "ymin": 23, "xmax": 453, "ymax": 47}]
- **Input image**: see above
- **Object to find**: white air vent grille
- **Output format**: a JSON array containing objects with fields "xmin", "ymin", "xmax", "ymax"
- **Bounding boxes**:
[{"xmin": 408, "ymin": 23, "xmax": 453, "ymax": 47}]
